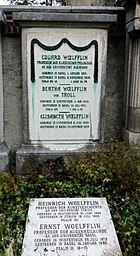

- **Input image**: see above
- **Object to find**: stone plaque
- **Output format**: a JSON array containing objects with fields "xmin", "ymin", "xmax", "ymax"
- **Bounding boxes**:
[
  {"xmin": 26, "ymin": 28, "xmax": 107, "ymax": 145},
  {"xmin": 22, "ymin": 198, "xmax": 122, "ymax": 256}
]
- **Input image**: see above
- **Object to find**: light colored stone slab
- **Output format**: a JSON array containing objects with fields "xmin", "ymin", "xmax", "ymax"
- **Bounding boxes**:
[
  {"xmin": 22, "ymin": 198, "xmax": 122, "ymax": 256},
  {"xmin": 25, "ymin": 28, "xmax": 107, "ymax": 145}
]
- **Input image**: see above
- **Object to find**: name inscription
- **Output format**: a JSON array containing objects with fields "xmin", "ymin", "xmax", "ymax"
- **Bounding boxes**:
[
  {"xmin": 29, "ymin": 37, "xmax": 100, "ymax": 142},
  {"xmin": 22, "ymin": 198, "xmax": 122, "ymax": 256}
]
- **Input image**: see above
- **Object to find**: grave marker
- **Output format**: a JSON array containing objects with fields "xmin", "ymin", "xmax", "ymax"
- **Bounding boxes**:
[
  {"xmin": 22, "ymin": 198, "xmax": 122, "ymax": 256},
  {"xmin": 16, "ymin": 27, "xmax": 107, "ymax": 171},
  {"xmin": 26, "ymin": 28, "xmax": 107, "ymax": 145}
]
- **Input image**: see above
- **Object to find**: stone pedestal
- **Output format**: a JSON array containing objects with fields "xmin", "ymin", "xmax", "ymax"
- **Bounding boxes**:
[
  {"xmin": 122, "ymin": 0, "xmax": 140, "ymax": 143},
  {"xmin": 0, "ymin": 11, "xmax": 10, "ymax": 172}
]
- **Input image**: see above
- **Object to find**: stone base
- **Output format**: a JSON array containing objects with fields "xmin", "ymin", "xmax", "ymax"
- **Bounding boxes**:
[
  {"xmin": 0, "ymin": 142, "xmax": 11, "ymax": 172},
  {"xmin": 123, "ymin": 128, "xmax": 140, "ymax": 144},
  {"xmin": 16, "ymin": 143, "xmax": 96, "ymax": 173}
]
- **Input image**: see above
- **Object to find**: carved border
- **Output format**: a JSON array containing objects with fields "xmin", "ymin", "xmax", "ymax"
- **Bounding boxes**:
[{"xmin": 31, "ymin": 38, "xmax": 98, "ymax": 83}]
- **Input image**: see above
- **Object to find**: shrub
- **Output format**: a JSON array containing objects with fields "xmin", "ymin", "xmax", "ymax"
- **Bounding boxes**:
[{"xmin": 0, "ymin": 141, "xmax": 140, "ymax": 255}]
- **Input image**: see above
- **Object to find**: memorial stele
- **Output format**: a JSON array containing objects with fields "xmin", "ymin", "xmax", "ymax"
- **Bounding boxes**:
[
  {"xmin": 23, "ymin": 27, "xmax": 107, "ymax": 150},
  {"xmin": 22, "ymin": 197, "xmax": 122, "ymax": 256}
]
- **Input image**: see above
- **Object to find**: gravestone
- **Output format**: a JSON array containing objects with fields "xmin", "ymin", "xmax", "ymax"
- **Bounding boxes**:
[
  {"xmin": 27, "ymin": 29, "xmax": 105, "ymax": 143},
  {"xmin": 0, "ymin": 5, "xmax": 126, "ymax": 172},
  {"xmin": 16, "ymin": 25, "xmax": 108, "ymax": 171},
  {"xmin": 22, "ymin": 198, "xmax": 122, "ymax": 256}
]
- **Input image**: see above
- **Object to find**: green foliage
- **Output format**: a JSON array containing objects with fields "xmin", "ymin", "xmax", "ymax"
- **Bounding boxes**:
[{"xmin": 0, "ymin": 141, "xmax": 140, "ymax": 255}]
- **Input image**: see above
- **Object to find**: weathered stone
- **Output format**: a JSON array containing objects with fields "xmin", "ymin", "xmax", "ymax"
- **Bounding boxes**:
[
  {"xmin": 67, "ymin": 0, "xmax": 115, "ymax": 6},
  {"xmin": 0, "ymin": 6, "xmax": 126, "ymax": 167},
  {"xmin": 0, "ymin": 11, "xmax": 6, "ymax": 144},
  {"xmin": 123, "ymin": 128, "xmax": 140, "ymax": 144},
  {"xmin": 105, "ymin": 38, "xmax": 125, "ymax": 140},
  {"xmin": 122, "ymin": 0, "xmax": 140, "ymax": 33},
  {"xmin": 2, "ymin": 37, "xmax": 23, "ymax": 151},
  {"xmin": 16, "ymin": 144, "xmax": 91, "ymax": 173},
  {"xmin": 13, "ymin": 11, "xmax": 117, "ymax": 23},
  {"xmin": 22, "ymin": 198, "xmax": 122, "ymax": 256},
  {"xmin": 0, "ymin": 31, "xmax": 3, "ymax": 144},
  {"xmin": 68, "ymin": 0, "xmax": 91, "ymax": 5},
  {"xmin": 0, "ymin": 142, "xmax": 10, "ymax": 172},
  {"xmin": 122, "ymin": 0, "xmax": 140, "ymax": 143},
  {"xmin": 16, "ymin": 25, "xmax": 108, "ymax": 171},
  {"xmin": 0, "ymin": 12, "xmax": 11, "ymax": 172}
]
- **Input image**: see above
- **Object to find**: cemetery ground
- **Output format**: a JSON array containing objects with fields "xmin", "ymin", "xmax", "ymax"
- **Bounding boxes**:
[{"xmin": 0, "ymin": 141, "xmax": 140, "ymax": 256}]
